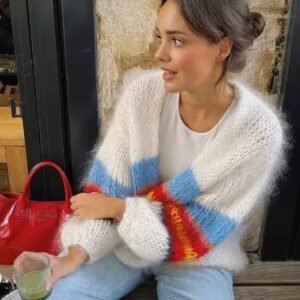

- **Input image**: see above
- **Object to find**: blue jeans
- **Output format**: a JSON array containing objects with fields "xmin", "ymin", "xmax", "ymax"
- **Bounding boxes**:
[{"xmin": 49, "ymin": 254, "xmax": 234, "ymax": 300}]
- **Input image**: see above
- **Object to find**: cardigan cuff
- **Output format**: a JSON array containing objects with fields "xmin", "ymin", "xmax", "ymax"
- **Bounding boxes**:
[
  {"xmin": 117, "ymin": 197, "xmax": 170, "ymax": 264},
  {"xmin": 60, "ymin": 216, "xmax": 121, "ymax": 263}
]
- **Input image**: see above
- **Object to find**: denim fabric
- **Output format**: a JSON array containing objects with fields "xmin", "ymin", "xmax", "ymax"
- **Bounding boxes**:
[
  {"xmin": 9, "ymin": 253, "xmax": 234, "ymax": 299},
  {"xmin": 49, "ymin": 254, "xmax": 235, "ymax": 300}
]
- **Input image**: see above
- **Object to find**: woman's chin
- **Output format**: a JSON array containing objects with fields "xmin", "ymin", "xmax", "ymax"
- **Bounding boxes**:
[{"xmin": 163, "ymin": 82, "xmax": 181, "ymax": 93}]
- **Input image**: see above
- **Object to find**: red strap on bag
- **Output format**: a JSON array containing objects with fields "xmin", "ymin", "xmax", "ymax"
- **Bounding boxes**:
[
  {"xmin": 0, "ymin": 161, "xmax": 73, "ymax": 265},
  {"xmin": 19, "ymin": 161, "xmax": 72, "ymax": 213}
]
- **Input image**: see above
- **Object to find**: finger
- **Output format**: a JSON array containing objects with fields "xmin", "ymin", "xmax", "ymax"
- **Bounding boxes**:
[
  {"xmin": 71, "ymin": 201, "xmax": 81, "ymax": 210},
  {"xmin": 70, "ymin": 194, "xmax": 81, "ymax": 203},
  {"xmin": 70, "ymin": 196, "xmax": 77, "ymax": 203}
]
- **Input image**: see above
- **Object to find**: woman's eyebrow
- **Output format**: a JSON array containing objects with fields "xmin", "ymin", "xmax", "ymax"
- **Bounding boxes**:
[{"xmin": 155, "ymin": 26, "xmax": 189, "ymax": 36}]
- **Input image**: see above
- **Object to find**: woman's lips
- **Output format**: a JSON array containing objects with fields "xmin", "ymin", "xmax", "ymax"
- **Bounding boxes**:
[{"xmin": 162, "ymin": 69, "xmax": 178, "ymax": 81}]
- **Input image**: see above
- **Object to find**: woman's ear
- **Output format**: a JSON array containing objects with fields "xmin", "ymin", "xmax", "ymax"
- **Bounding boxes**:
[{"xmin": 217, "ymin": 37, "xmax": 233, "ymax": 62}]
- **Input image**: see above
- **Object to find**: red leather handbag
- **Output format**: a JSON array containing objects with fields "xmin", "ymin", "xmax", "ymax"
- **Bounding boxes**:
[{"xmin": 0, "ymin": 161, "xmax": 73, "ymax": 265}]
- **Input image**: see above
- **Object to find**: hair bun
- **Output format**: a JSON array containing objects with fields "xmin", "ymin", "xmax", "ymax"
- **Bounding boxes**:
[{"xmin": 250, "ymin": 12, "xmax": 265, "ymax": 39}]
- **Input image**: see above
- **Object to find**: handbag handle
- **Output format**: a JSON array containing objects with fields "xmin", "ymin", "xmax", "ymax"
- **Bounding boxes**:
[{"xmin": 19, "ymin": 161, "xmax": 72, "ymax": 212}]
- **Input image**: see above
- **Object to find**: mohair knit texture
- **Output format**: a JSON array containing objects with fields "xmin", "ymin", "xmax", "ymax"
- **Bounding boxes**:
[{"xmin": 60, "ymin": 71, "xmax": 287, "ymax": 273}]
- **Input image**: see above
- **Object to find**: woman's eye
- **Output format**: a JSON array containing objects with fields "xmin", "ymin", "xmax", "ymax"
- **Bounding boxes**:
[
  {"xmin": 155, "ymin": 34, "xmax": 162, "ymax": 42},
  {"xmin": 173, "ymin": 38, "xmax": 184, "ymax": 46}
]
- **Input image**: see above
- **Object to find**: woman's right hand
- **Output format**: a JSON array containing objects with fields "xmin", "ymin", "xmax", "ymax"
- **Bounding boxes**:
[{"xmin": 46, "ymin": 245, "xmax": 88, "ymax": 290}]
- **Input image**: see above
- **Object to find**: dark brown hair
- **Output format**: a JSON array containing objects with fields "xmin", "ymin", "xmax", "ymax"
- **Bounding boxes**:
[{"xmin": 161, "ymin": 0, "xmax": 265, "ymax": 83}]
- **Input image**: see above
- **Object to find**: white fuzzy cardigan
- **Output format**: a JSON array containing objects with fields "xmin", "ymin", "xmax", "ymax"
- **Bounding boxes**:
[{"xmin": 60, "ymin": 72, "xmax": 286, "ymax": 273}]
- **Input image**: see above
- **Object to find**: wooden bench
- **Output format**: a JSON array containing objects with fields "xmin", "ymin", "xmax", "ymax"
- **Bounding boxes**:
[
  {"xmin": 1, "ymin": 262, "xmax": 300, "ymax": 299},
  {"xmin": 0, "ymin": 107, "xmax": 28, "ymax": 192}
]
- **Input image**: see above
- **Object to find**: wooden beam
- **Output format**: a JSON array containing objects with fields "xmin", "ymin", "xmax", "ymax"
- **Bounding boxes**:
[
  {"xmin": 234, "ymin": 262, "xmax": 300, "ymax": 285},
  {"xmin": 0, "ymin": 108, "xmax": 25, "ymax": 146},
  {"xmin": 6, "ymin": 146, "xmax": 28, "ymax": 192},
  {"xmin": 0, "ymin": 147, "xmax": 6, "ymax": 163},
  {"xmin": 235, "ymin": 286, "xmax": 300, "ymax": 300},
  {"xmin": 0, "ymin": 265, "xmax": 13, "ymax": 280}
]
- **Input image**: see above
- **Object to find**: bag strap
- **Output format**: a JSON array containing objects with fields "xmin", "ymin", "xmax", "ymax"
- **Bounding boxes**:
[{"xmin": 19, "ymin": 161, "xmax": 72, "ymax": 211}]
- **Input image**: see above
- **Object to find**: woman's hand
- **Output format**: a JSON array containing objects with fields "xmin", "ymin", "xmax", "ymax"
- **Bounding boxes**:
[
  {"xmin": 46, "ymin": 245, "xmax": 88, "ymax": 290},
  {"xmin": 70, "ymin": 192, "xmax": 125, "ymax": 221}
]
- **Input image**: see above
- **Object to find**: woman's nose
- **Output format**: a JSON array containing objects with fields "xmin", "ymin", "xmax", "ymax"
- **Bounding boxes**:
[{"xmin": 154, "ymin": 43, "xmax": 171, "ymax": 62}]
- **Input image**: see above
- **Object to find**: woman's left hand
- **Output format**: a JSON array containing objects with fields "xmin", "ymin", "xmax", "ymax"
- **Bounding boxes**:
[{"xmin": 70, "ymin": 192, "xmax": 125, "ymax": 221}]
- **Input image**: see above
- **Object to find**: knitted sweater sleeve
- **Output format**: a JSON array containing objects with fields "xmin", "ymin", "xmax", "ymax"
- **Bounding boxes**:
[
  {"xmin": 59, "ymin": 86, "xmax": 131, "ymax": 263},
  {"xmin": 117, "ymin": 111, "xmax": 285, "ymax": 264}
]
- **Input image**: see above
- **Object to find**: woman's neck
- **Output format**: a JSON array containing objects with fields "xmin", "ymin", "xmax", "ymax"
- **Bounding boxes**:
[
  {"xmin": 181, "ymin": 80, "xmax": 233, "ymax": 113},
  {"xmin": 179, "ymin": 81, "xmax": 235, "ymax": 133}
]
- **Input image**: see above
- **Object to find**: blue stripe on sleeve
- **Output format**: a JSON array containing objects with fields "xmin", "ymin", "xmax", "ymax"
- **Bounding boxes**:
[
  {"xmin": 167, "ymin": 168, "xmax": 201, "ymax": 203},
  {"xmin": 131, "ymin": 157, "xmax": 160, "ymax": 192},
  {"xmin": 88, "ymin": 159, "xmax": 132, "ymax": 197},
  {"xmin": 187, "ymin": 201, "xmax": 237, "ymax": 245}
]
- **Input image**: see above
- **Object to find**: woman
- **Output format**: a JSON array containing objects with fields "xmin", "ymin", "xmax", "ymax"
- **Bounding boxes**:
[{"xmin": 38, "ymin": 0, "xmax": 287, "ymax": 299}]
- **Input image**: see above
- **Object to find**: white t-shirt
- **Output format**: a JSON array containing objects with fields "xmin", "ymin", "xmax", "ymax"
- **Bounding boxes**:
[{"xmin": 159, "ymin": 92, "xmax": 236, "ymax": 182}]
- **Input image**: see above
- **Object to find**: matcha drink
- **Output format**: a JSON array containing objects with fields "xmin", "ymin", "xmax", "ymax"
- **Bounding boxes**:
[
  {"xmin": 13, "ymin": 253, "xmax": 52, "ymax": 300},
  {"xmin": 18, "ymin": 271, "xmax": 51, "ymax": 300}
]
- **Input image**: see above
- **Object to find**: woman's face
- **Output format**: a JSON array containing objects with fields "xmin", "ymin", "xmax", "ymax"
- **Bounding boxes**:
[{"xmin": 155, "ymin": 0, "xmax": 223, "ymax": 93}]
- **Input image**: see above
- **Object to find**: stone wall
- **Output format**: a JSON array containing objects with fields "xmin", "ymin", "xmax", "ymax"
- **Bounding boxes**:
[
  {"xmin": 95, "ymin": 0, "xmax": 291, "ymax": 252},
  {"xmin": 95, "ymin": 0, "xmax": 160, "ymax": 130}
]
